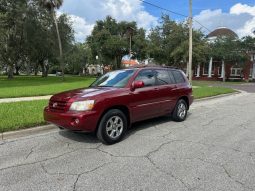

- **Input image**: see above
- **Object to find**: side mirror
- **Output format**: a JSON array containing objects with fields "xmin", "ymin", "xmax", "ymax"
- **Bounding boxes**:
[{"xmin": 131, "ymin": 80, "xmax": 144, "ymax": 90}]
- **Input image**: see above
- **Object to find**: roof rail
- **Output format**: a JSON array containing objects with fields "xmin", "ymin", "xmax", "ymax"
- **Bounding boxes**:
[{"xmin": 128, "ymin": 64, "xmax": 180, "ymax": 70}]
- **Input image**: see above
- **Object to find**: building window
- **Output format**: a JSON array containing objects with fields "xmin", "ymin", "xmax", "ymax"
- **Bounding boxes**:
[
  {"xmin": 231, "ymin": 68, "xmax": 242, "ymax": 76},
  {"xmin": 194, "ymin": 67, "xmax": 197, "ymax": 75},
  {"xmin": 218, "ymin": 67, "xmax": 222, "ymax": 76},
  {"xmin": 203, "ymin": 64, "xmax": 208, "ymax": 75}
]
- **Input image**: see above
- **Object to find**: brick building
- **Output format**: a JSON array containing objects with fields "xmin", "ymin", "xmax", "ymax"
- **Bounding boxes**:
[{"xmin": 193, "ymin": 27, "xmax": 255, "ymax": 81}]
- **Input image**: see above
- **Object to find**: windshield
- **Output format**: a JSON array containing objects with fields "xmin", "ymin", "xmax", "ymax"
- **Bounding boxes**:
[{"xmin": 90, "ymin": 69, "xmax": 136, "ymax": 88}]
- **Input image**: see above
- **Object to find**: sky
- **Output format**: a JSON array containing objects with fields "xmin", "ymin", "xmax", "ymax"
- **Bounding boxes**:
[{"xmin": 59, "ymin": 0, "xmax": 255, "ymax": 42}]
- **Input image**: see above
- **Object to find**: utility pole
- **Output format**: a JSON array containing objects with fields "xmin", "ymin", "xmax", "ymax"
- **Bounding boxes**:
[
  {"xmin": 127, "ymin": 27, "xmax": 134, "ymax": 59},
  {"xmin": 188, "ymin": 0, "xmax": 193, "ymax": 84}
]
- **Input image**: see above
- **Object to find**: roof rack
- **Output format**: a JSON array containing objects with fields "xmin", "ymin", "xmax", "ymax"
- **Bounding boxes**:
[{"xmin": 128, "ymin": 64, "xmax": 180, "ymax": 70}]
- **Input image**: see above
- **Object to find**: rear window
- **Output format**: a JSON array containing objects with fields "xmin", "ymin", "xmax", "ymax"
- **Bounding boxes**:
[{"xmin": 171, "ymin": 70, "xmax": 186, "ymax": 84}]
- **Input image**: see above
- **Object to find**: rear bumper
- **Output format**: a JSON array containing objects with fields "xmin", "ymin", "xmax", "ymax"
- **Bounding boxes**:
[{"xmin": 44, "ymin": 107, "xmax": 99, "ymax": 132}]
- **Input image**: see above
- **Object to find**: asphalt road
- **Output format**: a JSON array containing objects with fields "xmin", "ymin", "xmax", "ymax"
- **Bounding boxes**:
[{"xmin": 1, "ymin": 92, "xmax": 255, "ymax": 191}]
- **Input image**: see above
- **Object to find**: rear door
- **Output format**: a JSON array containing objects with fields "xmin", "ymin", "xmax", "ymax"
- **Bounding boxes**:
[
  {"xmin": 171, "ymin": 69, "xmax": 187, "ymax": 101},
  {"xmin": 154, "ymin": 69, "xmax": 178, "ymax": 114}
]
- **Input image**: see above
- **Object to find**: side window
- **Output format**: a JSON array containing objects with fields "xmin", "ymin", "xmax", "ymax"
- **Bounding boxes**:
[
  {"xmin": 172, "ymin": 70, "xmax": 185, "ymax": 84},
  {"xmin": 155, "ymin": 69, "xmax": 171, "ymax": 85},
  {"xmin": 167, "ymin": 70, "xmax": 176, "ymax": 84},
  {"xmin": 135, "ymin": 70, "xmax": 156, "ymax": 87}
]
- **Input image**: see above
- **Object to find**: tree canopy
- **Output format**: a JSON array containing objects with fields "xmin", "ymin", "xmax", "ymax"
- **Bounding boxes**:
[
  {"xmin": 0, "ymin": 0, "xmax": 74, "ymax": 78},
  {"xmin": 0, "ymin": 2, "xmax": 254, "ymax": 79}
]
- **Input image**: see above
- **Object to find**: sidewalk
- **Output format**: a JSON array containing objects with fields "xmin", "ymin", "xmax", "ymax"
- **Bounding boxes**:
[{"xmin": 0, "ymin": 95, "xmax": 52, "ymax": 103}]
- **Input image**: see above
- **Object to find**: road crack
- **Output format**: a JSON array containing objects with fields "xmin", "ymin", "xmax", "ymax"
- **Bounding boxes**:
[
  {"xmin": 25, "ymin": 146, "xmax": 36, "ymax": 160},
  {"xmin": 72, "ymin": 162, "xmax": 112, "ymax": 191}
]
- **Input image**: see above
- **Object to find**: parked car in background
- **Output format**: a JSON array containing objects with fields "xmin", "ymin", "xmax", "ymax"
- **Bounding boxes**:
[
  {"xmin": 56, "ymin": 71, "xmax": 62, "ymax": 76},
  {"xmin": 44, "ymin": 65, "xmax": 193, "ymax": 144}
]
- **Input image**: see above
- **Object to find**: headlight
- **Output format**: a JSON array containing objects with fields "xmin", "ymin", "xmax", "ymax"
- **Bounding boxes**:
[{"xmin": 69, "ymin": 100, "xmax": 95, "ymax": 111}]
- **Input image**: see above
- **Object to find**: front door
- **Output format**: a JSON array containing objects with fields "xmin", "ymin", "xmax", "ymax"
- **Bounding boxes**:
[{"xmin": 129, "ymin": 69, "xmax": 161, "ymax": 122}]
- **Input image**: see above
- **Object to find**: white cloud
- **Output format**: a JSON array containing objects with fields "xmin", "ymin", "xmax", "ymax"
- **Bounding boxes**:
[
  {"xmin": 69, "ymin": 15, "xmax": 94, "ymax": 42},
  {"xmin": 230, "ymin": 3, "xmax": 255, "ymax": 16},
  {"xmin": 194, "ymin": 3, "xmax": 255, "ymax": 38},
  {"xmin": 230, "ymin": 3, "xmax": 255, "ymax": 37},
  {"xmin": 60, "ymin": 0, "xmax": 158, "ymax": 42}
]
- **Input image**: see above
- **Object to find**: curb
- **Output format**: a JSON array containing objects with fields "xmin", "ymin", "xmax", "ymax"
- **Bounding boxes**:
[
  {"xmin": 194, "ymin": 90, "xmax": 241, "ymax": 102},
  {"xmin": 1, "ymin": 124, "xmax": 57, "ymax": 141},
  {"xmin": 0, "ymin": 95, "xmax": 52, "ymax": 103}
]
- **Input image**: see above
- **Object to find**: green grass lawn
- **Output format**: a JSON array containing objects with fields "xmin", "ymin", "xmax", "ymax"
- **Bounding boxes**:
[
  {"xmin": 192, "ymin": 80, "xmax": 246, "ymax": 86},
  {"xmin": 0, "ymin": 85, "xmax": 237, "ymax": 133},
  {"xmin": 192, "ymin": 80, "xmax": 237, "ymax": 98},
  {"xmin": 193, "ymin": 86, "xmax": 236, "ymax": 99},
  {"xmin": 0, "ymin": 100, "xmax": 48, "ymax": 132},
  {"xmin": 0, "ymin": 75, "xmax": 96, "ymax": 98}
]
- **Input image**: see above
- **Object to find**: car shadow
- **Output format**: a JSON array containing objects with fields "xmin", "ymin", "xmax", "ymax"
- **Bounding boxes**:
[
  {"xmin": 58, "ymin": 130, "xmax": 100, "ymax": 144},
  {"xmin": 57, "ymin": 112, "xmax": 192, "ymax": 143}
]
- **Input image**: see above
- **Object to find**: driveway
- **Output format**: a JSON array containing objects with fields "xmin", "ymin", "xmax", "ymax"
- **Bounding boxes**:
[{"xmin": 0, "ymin": 92, "xmax": 255, "ymax": 191}]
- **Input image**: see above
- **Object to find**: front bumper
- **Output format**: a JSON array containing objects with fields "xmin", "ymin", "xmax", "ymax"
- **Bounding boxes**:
[{"xmin": 44, "ymin": 107, "xmax": 99, "ymax": 132}]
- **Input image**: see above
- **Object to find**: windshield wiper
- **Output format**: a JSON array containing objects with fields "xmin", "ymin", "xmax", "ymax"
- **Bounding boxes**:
[{"xmin": 98, "ymin": 85, "xmax": 113, "ymax": 87}]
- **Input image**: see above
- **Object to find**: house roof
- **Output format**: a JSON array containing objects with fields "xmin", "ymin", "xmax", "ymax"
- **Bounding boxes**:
[{"xmin": 207, "ymin": 27, "xmax": 238, "ymax": 38}]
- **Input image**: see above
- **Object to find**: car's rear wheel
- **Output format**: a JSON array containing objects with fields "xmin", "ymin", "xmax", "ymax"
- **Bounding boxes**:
[
  {"xmin": 97, "ymin": 109, "xmax": 127, "ymax": 144},
  {"xmin": 172, "ymin": 99, "xmax": 188, "ymax": 122}
]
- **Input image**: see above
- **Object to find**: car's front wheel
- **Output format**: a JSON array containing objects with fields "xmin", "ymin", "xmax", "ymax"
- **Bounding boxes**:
[
  {"xmin": 172, "ymin": 99, "xmax": 188, "ymax": 122},
  {"xmin": 97, "ymin": 109, "xmax": 127, "ymax": 144}
]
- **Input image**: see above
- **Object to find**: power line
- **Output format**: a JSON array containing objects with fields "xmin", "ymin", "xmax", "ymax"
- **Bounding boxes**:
[
  {"xmin": 139, "ymin": 0, "xmax": 212, "ymax": 33},
  {"xmin": 140, "ymin": 0, "xmax": 187, "ymax": 18}
]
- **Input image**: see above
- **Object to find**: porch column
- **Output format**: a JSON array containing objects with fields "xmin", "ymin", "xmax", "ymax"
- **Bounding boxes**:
[
  {"xmin": 208, "ymin": 57, "xmax": 212, "ymax": 77},
  {"xmin": 252, "ymin": 63, "xmax": 255, "ymax": 79},
  {"xmin": 221, "ymin": 60, "xmax": 226, "ymax": 82},
  {"xmin": 196, "ymin": 64, "xmax": 200, "ymax": 77}
]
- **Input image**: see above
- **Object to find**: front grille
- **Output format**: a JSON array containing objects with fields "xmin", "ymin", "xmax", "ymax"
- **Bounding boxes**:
[{"xmin": 49, "ymin": 100, "xmax": 67, "ymax": 112}]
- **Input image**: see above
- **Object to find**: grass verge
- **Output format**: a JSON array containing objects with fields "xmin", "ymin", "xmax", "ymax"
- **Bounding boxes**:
[
  {"xmin": 193, "ymin": 86, "xmax": 236, "ymax": 99},
  {"xmin": 0, "ymin": 85, "xmax": 237, "ymax": 133},
  {"xmin": 0, "ymin": 76, "xmax": 96, "ymax": 98},
  {"xmin": 0, "ymin": 100, "xmax": 48, "ymax": 132}
]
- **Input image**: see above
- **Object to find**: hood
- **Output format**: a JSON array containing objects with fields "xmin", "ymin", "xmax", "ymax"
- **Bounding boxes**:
[{"xmin": 50, "ymin": 87, "xmax": 117, "ymax": 102}]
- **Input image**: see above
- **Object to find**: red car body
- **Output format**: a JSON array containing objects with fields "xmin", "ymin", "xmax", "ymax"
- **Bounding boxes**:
[{"xmin": 44, "ymin": 66, "xmax": 193, "ymax": 132}]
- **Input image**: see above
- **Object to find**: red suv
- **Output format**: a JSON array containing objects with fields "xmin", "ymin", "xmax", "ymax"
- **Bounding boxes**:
[{"xmin": 44, "ymin": 66, "xmax": 193, "ymax": 144}]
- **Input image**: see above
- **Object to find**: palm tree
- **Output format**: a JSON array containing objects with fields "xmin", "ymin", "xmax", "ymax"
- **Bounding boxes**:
[{"xmin": 39, "ymin": 0, "xmax": 64, "ymax": 80}]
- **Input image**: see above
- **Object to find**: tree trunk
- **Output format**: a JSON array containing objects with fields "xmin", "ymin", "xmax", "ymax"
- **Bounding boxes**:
[
  {"xmin": 52, "ymin": 10, "xmax": 64, "ymax": 81},
  {"xmin": 15, "ymin": 65, "xmax": 20, "ymax": 75},
  {"xmin": 45, "ymin": 64, "xmax": 49, "ymax": 77},
  {"xmin": 34, "ymin": 63, "xmax": 39, "ymax": 76},
  {"xmin": 39, "ymin": 60, "xmax": 46, "ymax": 77},
  {"xmin": 7, "ymin": 64, "xmax": 14, "ymax": 79}
]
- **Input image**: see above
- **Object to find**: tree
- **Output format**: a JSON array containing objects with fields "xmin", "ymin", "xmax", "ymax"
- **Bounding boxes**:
[
  {"xmin": 0, "ymin": 0, "xmax": 28, "ymax": 79},
  {"xmin": 148, "ymin": 15, "xmax": 208, "ymax": 68},
  {"xmin": 64, "ymin": 43, "xmax": 91, "ymax": 75},
  {"xmin": 39, "ymin": 0, "xmax": 65, "ymax": 80},
  {"xmin": 87, "ymin": 16, "xmax": 147, "ymax": 69},
  {"xmin": 0, "ymin": 0, "xmax": 74, "ymax": 78}
]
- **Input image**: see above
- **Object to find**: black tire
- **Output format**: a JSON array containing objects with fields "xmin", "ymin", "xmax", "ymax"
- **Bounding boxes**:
[
  {"xmin": 172, "ymin": 99, "xmax": 188, "ymax": 122},
  {"xmin": 97, "ymin": 109, "xmax": 127, "ymax": 144}
]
